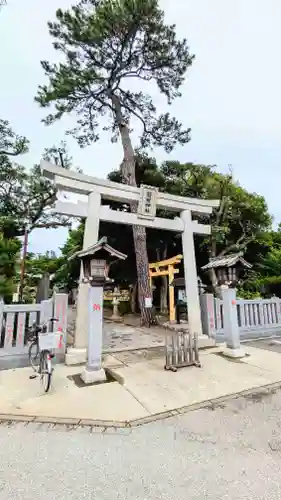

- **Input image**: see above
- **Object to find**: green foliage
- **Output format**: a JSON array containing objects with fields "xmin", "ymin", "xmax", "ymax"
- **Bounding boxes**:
[
  {"xmin": 52, "ymin": 156, "xmax": 273, "ymax": 292},
  {"xmin": 43, "ymin": 140, "xmax": 73, "ymax": 169},
  {"xmin": 258, "ymin": 247, "xmax": 281, "ymax": 277},
  {"xmin": 236, "ymin": 288, "xmax": 262, "ymax": 300},
  {"xmin": 36, "ymin": 0, "xmax": 193, "ymax": 152},
  {"xmin": 25, "ymin": 251, "xmax": 62, "ymax": 277},
  {"xmin": 0, "ymin": 233, "xmax": 21, "ymax": 302},
  {"xmin": 0, "ymin": 138, "xmax": 72, "ymax": 238},
  {"xmin": 0, "ymin": 119, "xmax": 29, "ymax": 156},
  {"xmin": 20, "ymin": 251, "xmax": 64, "ymax": 302},
  {"xmin": 53, "ymin": 223, "xmax": 85, "ymax": 290},
  {"xmin": 103, "ymin": 299, "xmax": 131, "ymax": 315},
  {"xmin": 0, "ymin": 120, "xmax": 76, "ymax": 299},
  {"xmin": 240, "ymin": 244, "xmax": 281, "ymax": 295},
  {"xmin": 155, "ymin": 162, "xmax": 272, "ymax": 259},
  {"xmin": 118, "ymin": 300, "xmax": 131, "ymax": 315}
]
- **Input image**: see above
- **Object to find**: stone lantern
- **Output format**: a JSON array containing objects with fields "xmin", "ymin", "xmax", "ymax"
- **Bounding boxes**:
[
  {"xmin": 111, "ymin": 287, "xmax": 122, "ymax": 322},
  {"xmin": 69, "ymin": 237, "xmax": 127, "ymax": 384},
  {"xmin": 201, "ymin": 253, "xmax": 252, "ymax": 288}
]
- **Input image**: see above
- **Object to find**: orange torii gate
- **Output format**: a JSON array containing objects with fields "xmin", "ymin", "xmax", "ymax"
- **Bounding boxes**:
[{"xmin": 149, "ymin": 254, "xmax": 183, "ymax": 322}]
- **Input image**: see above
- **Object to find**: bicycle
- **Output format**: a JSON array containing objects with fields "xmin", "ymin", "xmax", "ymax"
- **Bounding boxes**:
[{"xmin": 27, "ymin": 317, "xmax": 59, "ymax": 393}]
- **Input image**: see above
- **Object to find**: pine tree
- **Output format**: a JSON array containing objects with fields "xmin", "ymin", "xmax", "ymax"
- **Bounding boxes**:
[{"xmin": 35, "ymin": 0, "xmax": 194, "ymax": 325}]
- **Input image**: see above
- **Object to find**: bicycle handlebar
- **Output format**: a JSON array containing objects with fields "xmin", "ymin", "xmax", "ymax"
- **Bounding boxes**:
[{"xmin": 27, "ymin": 317, "xmax": 59, "ymax": 337}]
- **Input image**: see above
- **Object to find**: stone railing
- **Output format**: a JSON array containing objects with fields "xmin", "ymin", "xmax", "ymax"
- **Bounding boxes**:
[
  {"xmin": 0, "ymin": 293, "xmax": 68, "ymax": 359},
  {"xmin": 200, "ymin": 290, "xmax": 281, "ymax": 341}
]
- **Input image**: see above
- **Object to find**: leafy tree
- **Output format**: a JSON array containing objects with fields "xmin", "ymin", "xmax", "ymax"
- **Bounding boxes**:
[
  {"xmin": 19, "ymin": 251, "xmax": 64, "ymax": 302},
  {"xmin": 50, "ymin": 157, "xmax": 273, "ymax": 307},
  {"xmin": 53, "ymin": 223, "xmax": 85, "ymax": 291},
  {"xmin": 25, "ymin": 251, "xmax": 62, "ymax": 277},
  {"xmin": 156, "ymin": 161, "xmax": 272, "ymax": 293},
  {"xmin": 0, "ymin": 233, "xmax": 21, "ymax": 302},
  {"xmin": 0, "ymin": 119, "xmax": 29, "ymax": 157},
  {"xmin": 0, "ymin": 123, "xmax": 75, "ymax": 301},
  {"xmin": 35, "ymin": 0, "xmax": 194, "ymax": 325},
  {"xmin": 0, "ymin": 140, "xmax": 72, "ymax": 238}
]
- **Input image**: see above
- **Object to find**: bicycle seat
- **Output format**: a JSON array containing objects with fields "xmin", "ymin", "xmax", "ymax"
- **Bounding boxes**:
[{"xmin": 49, "ymin": 317, "xmax": 58, "ymax": 322}]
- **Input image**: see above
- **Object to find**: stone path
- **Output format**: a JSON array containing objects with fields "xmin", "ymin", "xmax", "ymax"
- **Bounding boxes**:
[
  {"xmin": 109, "ymin": 346, "xmax": 165, "ymax": 365},
  {"xmin": 67, "ymin": 306, "xmax": 168, "ymax": 352},
  {"xmin": 103, "ymin": 323, "xmax": 166, "ymax": 352}
]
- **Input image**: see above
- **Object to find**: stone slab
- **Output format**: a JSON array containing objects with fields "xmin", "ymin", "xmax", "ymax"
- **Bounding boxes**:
[
  {"xmin": 111, "ymin": 346, "xmax": 281, "ymax": 415},
  {"xmin": 0, "ymin": 364, "xmax": 149, "ymax": 422}
]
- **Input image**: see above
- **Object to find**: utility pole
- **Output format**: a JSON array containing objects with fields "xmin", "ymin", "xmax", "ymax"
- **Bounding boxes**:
[{"xmin": 19, "ymin": 209, "xmax": 30, "ymax": 303}]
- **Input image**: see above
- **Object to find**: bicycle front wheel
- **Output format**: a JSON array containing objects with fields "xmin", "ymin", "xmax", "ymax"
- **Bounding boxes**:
[
  {"xmin": 28, "ymin": 341, "xmax": 39, "ymax": 372},
  {"xmin": 40, "ymin": 351, "xmax": 52, "ymax": 393}
]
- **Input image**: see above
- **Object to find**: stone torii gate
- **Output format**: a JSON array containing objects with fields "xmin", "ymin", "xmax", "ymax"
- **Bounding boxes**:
[{"xmin": 41, "ymin": 160, "xmax": 219, "ymax": 365}]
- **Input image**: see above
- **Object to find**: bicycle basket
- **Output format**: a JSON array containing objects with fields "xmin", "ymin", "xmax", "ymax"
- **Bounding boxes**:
[{"xmin": 38, "ymin": 332, "xmax": 64, "ymax": 351}]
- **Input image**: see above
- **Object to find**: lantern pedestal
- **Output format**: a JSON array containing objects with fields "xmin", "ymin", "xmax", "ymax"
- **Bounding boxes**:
[{"xmin": 68, "ymin": 237, "xmax": 127, "ymax": 377}]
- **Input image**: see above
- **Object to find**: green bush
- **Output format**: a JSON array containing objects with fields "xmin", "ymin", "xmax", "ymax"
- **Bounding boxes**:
[
  {"xmin": 103, "ymin": 299, "xmax": 113, "ymax": 311},
  {"xmin": 236, "ymin": 289, "xmax": 262, "ymax": 300},
  {"xmin": 118, "ymin": 300, "xmax": 131, "ymax": 315},
  {"xmin": 103, "ymin": 299, "xmax": 131, "ymax": 315}
]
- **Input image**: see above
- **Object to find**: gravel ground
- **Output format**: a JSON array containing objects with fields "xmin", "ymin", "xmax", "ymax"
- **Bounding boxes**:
[{"xmin": 2, "ymin": 388, "xmax": 281, "ymax": 499}]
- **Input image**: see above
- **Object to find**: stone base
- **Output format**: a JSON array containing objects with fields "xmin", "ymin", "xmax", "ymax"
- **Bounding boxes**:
[
  {"xmin": 80, "ymin": 367, "xmax": 107, "ymax": 385},
  {"xmin": 110, "ymin": 315, "xmax": 123, "ymax": 323},
  {"xmin": 223, "ymin": 347, "xmax": 247, "ymax": 359},
  {"xmin": 65, "ymin": 347, "xmax": 87, "ymax": 366}
]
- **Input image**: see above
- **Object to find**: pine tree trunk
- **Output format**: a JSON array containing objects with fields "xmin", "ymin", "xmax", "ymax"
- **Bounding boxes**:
[
  {"xmin": 130, "ymin": 282, "xmax": 137, "ymax": 314},
  {"xmin": 160, "ymin": 276, "xmax": 168, "ymax": 314},
  {"xmin": 111, "ymin": 94, "xmax": 155, "ymax": 326},
  {"xmin": 158, "ymin": 245, "xmax": 168, "ymax": 314},
  {"xmin": 208, "ymin": 268, "xmax": 221, "ymax": 298}
]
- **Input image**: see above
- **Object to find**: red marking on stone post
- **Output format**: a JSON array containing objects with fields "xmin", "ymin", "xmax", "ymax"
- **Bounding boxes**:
[
  {"xmin": 58, "ymin": 334, "xmax": 63, "ymax": 349},
  {"xmin": 232, "ymin": 300, "xmax": 236, "ymax": 305},
  {"xmin": 93, "ymin": 303, "xmax": 101, "ymax": 311}
]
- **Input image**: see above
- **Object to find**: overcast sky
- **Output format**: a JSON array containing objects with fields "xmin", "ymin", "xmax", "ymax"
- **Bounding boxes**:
[{"xmin": 1, "ymin": 0, "xmax": 280, "ymax": 254}]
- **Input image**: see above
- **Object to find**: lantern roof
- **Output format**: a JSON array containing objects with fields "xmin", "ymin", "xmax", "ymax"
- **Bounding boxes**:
[
  {"xmin": 201, "ymin": 252, "xmax": 252, "ymax": 271},
  {"xmin": 69, "ymin": 237, "xmax": 127, "ymax": 261},
  {"xmin": 171, "ymin": 276, "xmax": 205, "ymax": 288}
]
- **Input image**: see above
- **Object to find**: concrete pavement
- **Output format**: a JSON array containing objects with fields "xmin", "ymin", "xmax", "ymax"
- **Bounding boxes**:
[{"xmin": 2, "ymin": 344, "xmax": 281, "ymax": 426}]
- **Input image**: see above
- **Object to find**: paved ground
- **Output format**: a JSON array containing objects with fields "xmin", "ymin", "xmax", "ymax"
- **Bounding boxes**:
[
  {"xmin": 2, "ymin": 388, "xmax": 281, "ymax": 499},
  {"xmin": 67, "ymin": 307, "xmax": 169, "ymax": 351},
  {"xmin": 2, "ymin": 344, "xmax": 281, "ymax": 424},
  {"xmin": 103, "ymin": 323, "xmax": 166, "ymax": 351},
  {"xmin": 245, "ymin": 337, "xmax": 281, "ymax": 353}
]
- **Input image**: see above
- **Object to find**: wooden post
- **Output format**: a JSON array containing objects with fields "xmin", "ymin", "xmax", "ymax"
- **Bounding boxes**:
[
  {"xmin": 168, "ymin": 264, "xmax": 175, "ymax": 322},
  {"xmin": 149, "ymin": 255, "xmax": 182, "ymax": 323}
]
